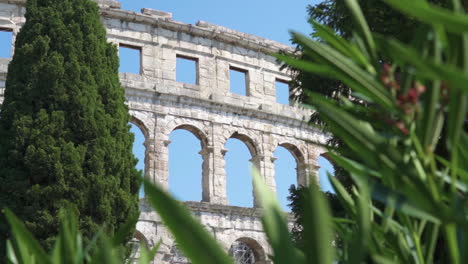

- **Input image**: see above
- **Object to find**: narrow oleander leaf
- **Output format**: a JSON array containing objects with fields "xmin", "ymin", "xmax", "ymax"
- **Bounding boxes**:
[
  {"xmin": 329, "ymin": 173, "xmax": 356, "ymax": 216},
  {"xmin": 112, "ymin": 211, "xmax": 139, "ymax": 247},
  {"xmin": 418, "ymin": 27, "xmax": 443, "ymax": 152},
  {"xmin": 385, "ymin": 0, "xmax": 468, "ymax": 34},
  {"xmin": 370, "ymin": 182, "xmax": 441, "ymax": 224},
  {"xmin": 372, "ymin": 255, "xmax": 399, "ymax": 264},
  {"xmin": 447, "ymin": 91, "xmax": 467, "ymax": 184},
  {"xmin": 6, "ymin": 240, "xmax": 19, "ymax": 264},
  {"xmin": 277, "ymin": 53, "xmax": 384, "ymax": 105},
  {"xmin": 55, "ymin": 209, "xmax": 80, "ymax": 264},
  {"xmin": 447, "ymin": 91, "xmax": 467, "ymax": 149},
  {"xmin": 274, "ymin": 53, "xmax": 339, "ymax": 78},
  {"xmin": 458, "ymin": 132, "xmax": 468, "ymax": 174},
  {"xmin": 311, "ymin": 21, "xmax": 373, "ymax": 72},
  {"xmin": 290, "ymin": 32, "xmax": 394, "ymax": 109},
  {"xmin": 425, "ymin": 223, "xmax": 440, "ymax": 264},
  {"xmin": 305, "ymin": 93, "xmax": 401, "ymax": 171},
  {"xmin": 444, "ymin": 224, "xmax": 460, "ymax": 264},
  {"xmin": 144, "ymin": 180, "xmax": 233, "ymax": 264},
  {"xmin": 343, "ymin": 0, "xmax": 377, "ymax": 61},
  {"xmin": 371, "ymin": 206, "xmax": 402, "ymax": 233},
  {"xmin": 88, "ymin": 236, "xmax": 121, "ymax": 264},
  {"xmin": 251, "ymin": 170, "xmax": 305, "ymax": 264},
  {"xmin": 338, "ymin": 152, "xmax": 441, "ymax": 224},
  {"xmin": 3, "ymin": 209, "xmax": 50, "ymax": 264},
  {"xmin": 327, "ymin": 153, "xmax": 382, "ymax": 179},
  {"xmin": 82, "ymin": 227, "xmax": 105, "ymax": 263},
  {"xmin": 349, "ymin": 184, "xmax": 371, "ymax": 264},
  {"xmin": 300, "ymin": 181, "xmax": 335, "ymax": 264},
  {"xmin": 138, "ymin": 241, "xmax": 160, "ymax": 264},
  {"xmin": 435, "ymin": 170, "xmax": 468, "ymax": 193},
  {"xmin": 376, "ymin": 35, "xmax": 468, "ymax": 93}
]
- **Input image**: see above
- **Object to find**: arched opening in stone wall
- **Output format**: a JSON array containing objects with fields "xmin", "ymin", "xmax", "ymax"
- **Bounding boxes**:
[
  {"xmin": 225, "ymin": 133, "xmax": 257, "ymax": 207},
  {"xmin": 274, "ymin": 143, "xmax": 307, "ymax": 211},
  {"xmin": 318, "ymin": 153, "xmax": 336, "ymax": 193},
  {"xmin": 127, "ymin": 230, "xmax": 149, "ymax": 263},
  {"xmin": 130, "ymin": 121, "xmax": 147, "ymax": 198},
  {"xmin": 274, "ymin": 145, "xmax": 298, "ymax": 211},
  {"xmin": 169, "ymin": 125, "xmax": 206, "ymax": 202},
  {"xmin": 229, "ymin": 237, "xmax": 266, "ymax": 264}
]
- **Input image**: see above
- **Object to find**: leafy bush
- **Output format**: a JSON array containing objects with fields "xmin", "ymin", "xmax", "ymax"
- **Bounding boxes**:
[
  {"xmin": 277, "ymin": 0, "xmax": 468, "ymax": 263},
  {"xmin": 4, "ymin": 0, "xmax": 468, "ymax": 263},
  {"xmin": 0, "ymin": 0, "xmax": 141, "ymax": 254},
  {"xmin": 3, "ymin": 207, "xmax": 158, "ymax": 264}
]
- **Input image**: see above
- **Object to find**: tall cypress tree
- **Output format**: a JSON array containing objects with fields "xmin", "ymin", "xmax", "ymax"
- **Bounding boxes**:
[{"xmin": 0, "ymin": 0, "xmax": 141, "ymax": 253}]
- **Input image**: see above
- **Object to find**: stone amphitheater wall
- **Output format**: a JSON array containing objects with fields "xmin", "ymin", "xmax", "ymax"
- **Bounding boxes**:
[{"xmin": 0, "ymin": 1, "xmax": 329, "ymax": 262}]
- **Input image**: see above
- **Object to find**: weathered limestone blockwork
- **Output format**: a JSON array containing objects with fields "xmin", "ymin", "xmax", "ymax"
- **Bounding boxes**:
[{"xmin": 0, "ymin": 1, "xmax": 329, "ymax": 263}]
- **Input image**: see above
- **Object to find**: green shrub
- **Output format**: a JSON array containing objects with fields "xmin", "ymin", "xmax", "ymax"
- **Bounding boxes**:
[
  {"xmin": 3, "ymin": 207, "xmax": 158, "ymax": 264},
  {"xmin": 279, "ymin": 0, "xmax": 468, "ymax": 263},
  {"xmin": 4, "ymin": 0, "xmax": 468, "ymax": 263},
  {"xmin": 0, "ymin": 0, "xmax": 141, "ymax": 255}
]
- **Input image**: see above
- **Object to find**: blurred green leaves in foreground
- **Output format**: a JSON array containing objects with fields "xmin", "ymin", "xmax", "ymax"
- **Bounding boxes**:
[{"xmin": 4, "ymin": 0, "xmax": 468, "ymax": 263}]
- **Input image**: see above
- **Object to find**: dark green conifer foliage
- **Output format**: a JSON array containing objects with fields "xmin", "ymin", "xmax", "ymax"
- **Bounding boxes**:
[{"xmin": 0, "ymin": 0, "xmax": 141, "ymax": 255}]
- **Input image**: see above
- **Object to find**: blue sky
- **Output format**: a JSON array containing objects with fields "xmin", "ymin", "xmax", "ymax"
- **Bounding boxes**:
[
  {"xmin": 119, "ymin": 0, "xmax": 317, "ymax": 45},
  {"xmin": 117, "ymin": 0, "xmax": 334, "ymax": 211}
]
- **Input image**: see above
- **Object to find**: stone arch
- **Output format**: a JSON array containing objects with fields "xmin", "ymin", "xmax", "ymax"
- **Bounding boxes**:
[
  {"xmin": 277, "ymin": 142, "xmax": 307, "ymax": 186},
  {"xmin": 229, "ymin": 237, "xmax": 267, "ymax": 264},
  {"xmin": 224, "ymin": 131, "xmax": 260, "ymax": 207},
  {"xmin": 168, "ymin": 123, "xmax": 209, "ymax": 202},
  {"xmin": 278, "ymin": 143, "xmax": 305, "ymax": 164},
  {"xmin": 133, "ymin": 230, "xmax": 149, "ymax": 246},
  {"xmin": 129, "ymin": 115, "xmax": 151, "ymax": 197},
  {"xmin": 319, "ymin": 152, "xmax": 335, "ymax": 166},
  {"xmin": 164, "ymin": 118, "xmax": 210, "ymax": 142},
  {"xmin": 128, "ymin": 230, "xmax": 150, "ymax": 263},
  {"xmin": 229, "ymin": 132, "xmax": 258, "ymax": 158},
  {"xmin": 220, "ymin": 125, "xmax": 263, "ymax": 159},
  {"xmin": 172, "ymin": 124, "xmax": 208, "ymax": 148},
  {"xmin": 130, "ymin": 115, "xmax": 150, "ymax": 142}
]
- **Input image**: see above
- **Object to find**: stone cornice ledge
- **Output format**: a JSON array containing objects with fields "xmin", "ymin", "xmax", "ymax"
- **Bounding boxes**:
[
  {"xmin": 2, "ymin": 0, "xmax": 25, "ymax": 5},
  {"xmin": 0, "ymin": 0, "xmax": 296, "ymax": 59},
  {"xmin": 102, "ymin": 9, "xmax": 294, "ymax": 55},
  {"xmin": 2, "ymin": 0, "xmax": 120, "ymax": 8},
  {"xmin": 139, "ymin": 199, "xmax": 295, "ymax": 222},
  {"xmin": 187, "ymin": 202, "xmax": 295, "ymax": 221},
  {"xmin": 185, "ymin": 201, "xmax": 265, "ymax": 218},
  {"xmin": 124, "ymin": 86, "xmax": 323, "ymax": 137}
]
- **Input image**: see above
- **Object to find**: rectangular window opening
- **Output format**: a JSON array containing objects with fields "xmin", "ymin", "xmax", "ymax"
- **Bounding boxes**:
[
  {"xmin": 176, "ymin": 55, "xmax": 198, "ymax": 85},
  {"xmin": 119, "ymin": 44, "xmax": 141, "ymax": 74},
  {"xmin": 229, "ymin": 67, "xmax": 248, "ymax": 96},
  {"xmin": 275, "ymin": 79, "xmax": 290, "ymax": 105},
  {"xmin": 0, "ymin": 29, "xmax": 13, "ymax": 58}
]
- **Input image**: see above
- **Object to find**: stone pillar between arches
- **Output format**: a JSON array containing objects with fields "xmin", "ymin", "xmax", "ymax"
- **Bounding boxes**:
[
  {"xmin": 144, "ymin": 147, "xmax": 157, "ymax": 185},
  {"xmin": 307, "ymin": 145, "xmax": 326, "ymax": 187},
  {"xmin": 153, "ymin": 136, "xmax": 170, "ymax": 190},
  {"xmin": 202, "ymin": 142, "xmax": 228, "ymax": 205},
  {"xmin": 249, "ymin": 155, "xmax": 262, "ymax": 208},
  {"xmin": 250, "ymin": 153, "xmax": 276, "ymax": 208},
  {"xmin": 297, "ymin": 162, "xmax": 311, "ymax": 186},
  {"xmin": 200, "ymin": 146, "xmax": 213, "ymax": 203}
]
